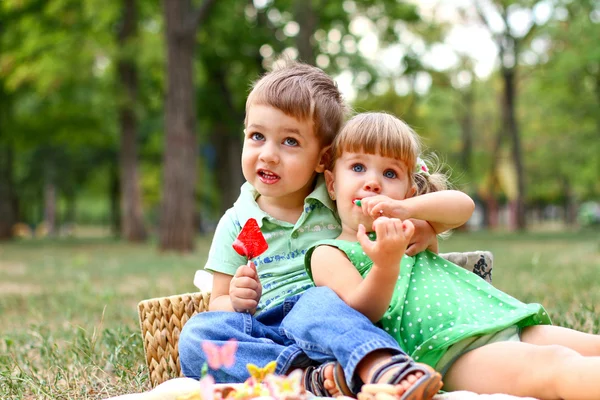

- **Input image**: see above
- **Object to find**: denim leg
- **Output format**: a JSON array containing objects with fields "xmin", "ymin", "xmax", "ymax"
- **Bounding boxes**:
[
  {"xmin": 179, "ymin": 296, "xmax": 313, "ymax": 383},
  {"xmin": 281, "ymin": 286, "xmax": 404, "ymax": 393}
]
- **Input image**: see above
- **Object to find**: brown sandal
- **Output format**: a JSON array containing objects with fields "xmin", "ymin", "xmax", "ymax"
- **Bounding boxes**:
[
  {"xmin": 303, "ymin": 361, "xmax": 354, "ymax": 397},
  {"xmin": 360, "ymin": 354, "xmax": 443, "ymax": 400}
]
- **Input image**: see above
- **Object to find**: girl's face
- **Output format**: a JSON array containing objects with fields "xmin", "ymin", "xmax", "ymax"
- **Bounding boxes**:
[{"xmin": 325, "ymin": 151, "xmax": 415, "ymax": 233}]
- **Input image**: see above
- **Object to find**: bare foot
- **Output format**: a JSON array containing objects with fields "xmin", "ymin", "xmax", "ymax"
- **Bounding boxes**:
[
  {"xmin": 370, "ymin": 367, "xmax": 425, "ymax": 396},
  {"xmin": 321, "ymin": 363, "xmax": 341, "ymax": 397}
]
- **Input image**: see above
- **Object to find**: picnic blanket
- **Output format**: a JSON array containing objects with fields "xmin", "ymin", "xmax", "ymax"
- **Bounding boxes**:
[{"xmin": 104, "ymin": 377, "xmax": 538, "ymax": 400}]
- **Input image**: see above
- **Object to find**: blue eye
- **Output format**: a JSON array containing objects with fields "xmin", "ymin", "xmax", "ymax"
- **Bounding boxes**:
[
  {"xmin": 283, "ymin": 137, "xmax": 298, "ymax": 146},
  {"xmin": 352, "ymin": 164, "xmax": 365, "ymax": 172},
  {"xmin": 384, "ymin": 169, "xmax": 397, "ymax": 179},
  {"xmin": 251, "ymin": 132, "xmax": 265, "ymax": 141}
]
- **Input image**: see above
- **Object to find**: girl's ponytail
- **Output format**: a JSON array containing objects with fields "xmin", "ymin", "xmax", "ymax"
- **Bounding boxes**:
[{"xmin": 413, "ymin": 155, "xmax": 449, "ymax": 196}]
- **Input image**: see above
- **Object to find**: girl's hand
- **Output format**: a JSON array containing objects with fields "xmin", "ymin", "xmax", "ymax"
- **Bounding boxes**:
[
  {"xmin": 357, "ymin": 217, "xmax": 415, "ymax": 269},
  {"xmin": 359, "ymin": 195, "xmax": 411, "ymax": 220},
  {"xmin": 229, "ymin": 263, "xmax": 262, "ymax": 314}
]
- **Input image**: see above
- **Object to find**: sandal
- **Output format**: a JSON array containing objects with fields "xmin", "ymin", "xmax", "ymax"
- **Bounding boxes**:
[
  {"xmin": 303, "ymin": 361, "xmax": 354, "ymax": 397},
  {"xmin": 360, "ymin": 354, "xmax": 443, "ymax": 400}
]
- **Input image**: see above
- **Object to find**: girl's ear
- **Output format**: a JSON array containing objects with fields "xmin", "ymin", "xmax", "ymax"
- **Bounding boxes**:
[
  {"xmin": 408, "ymin": 183, "xmax": 417, "ymax": 198},
  {"xmin": 324, "ymin": 170, "xmax": 336, "ymax": 200},
  {"xmin": 315, "ymin": 146, "xmax": 331, "ymax": 173}
]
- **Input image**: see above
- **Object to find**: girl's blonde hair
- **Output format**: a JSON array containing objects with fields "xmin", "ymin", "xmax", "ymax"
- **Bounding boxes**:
[{"xmin": 329, "ymin": 112, "xmax": 449, "ymax": 196}]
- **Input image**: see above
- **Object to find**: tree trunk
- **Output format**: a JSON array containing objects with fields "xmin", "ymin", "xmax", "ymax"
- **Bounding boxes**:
[
  {"xmin": 118, "ymin": 0, "xmax": 147, "ymax": 242},
  {"xmin": 110, "ymin": 164, "xmax": 121, "ymax": 236},
  {"xmin": 458, "ymin": 88, "xmax": 474, "ymax": 180},
  {"xmin": 0, "ymin": 146, "xmax": 17, "ymax": 240},
  {"xmin": 160, "ymin": 0, "xmax": 199, "ymax": 252},
  {"xmin": 43, "ymin": 180, "xmax": 56, "ymax": 236},
  {"xmin": 294, "ymin": 0, "xmax": 317, "ymax": 65},
  {"xmin": 213, "ymin": 123, "xmax": 244, "ymax": 215},
  {"xmin": 501, "ymin": 67, "xmax": 526, "ymax": 230}
]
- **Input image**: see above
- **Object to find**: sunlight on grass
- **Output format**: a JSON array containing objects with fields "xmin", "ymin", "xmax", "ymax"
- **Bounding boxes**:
[{"xmin": 1, "ymin": 231, "xmax": 599, "ymax": 398}]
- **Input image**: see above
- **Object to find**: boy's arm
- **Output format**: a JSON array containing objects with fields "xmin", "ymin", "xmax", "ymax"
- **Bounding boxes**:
[
  {"xmin": 204, "ymin": 211, "xmax": 256, "ymax": 312},
  {"xmin": 209, "ymin": 272, "xmax": 235, "ymax": 311}
]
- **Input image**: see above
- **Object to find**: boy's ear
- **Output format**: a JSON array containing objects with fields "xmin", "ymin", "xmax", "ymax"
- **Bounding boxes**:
[
  {"xmin": 315, "ymin": 146, "xmax": 331, "ymax": 173},
  {"xmin": 324, "ymin": 170, "xmax": 336, "ymax": 200}
]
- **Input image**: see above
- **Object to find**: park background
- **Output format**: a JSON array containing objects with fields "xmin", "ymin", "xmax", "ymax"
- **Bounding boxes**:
[{"xmin": 0, "ymin": 0, "xmax": 599, "ymax": 398}]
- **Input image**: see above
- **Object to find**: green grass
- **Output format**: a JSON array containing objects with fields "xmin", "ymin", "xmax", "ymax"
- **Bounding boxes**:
[{"xmin": 1, "ymin": 231, "xmax": 599, "ymax": 399}]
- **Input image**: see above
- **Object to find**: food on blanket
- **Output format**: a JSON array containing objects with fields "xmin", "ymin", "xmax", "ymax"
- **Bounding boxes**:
[
  {"xmin": 201, "ymin": 339, "xmax": 238, "ymax": 370},
  {"xmin": 232, "ymin": 218, "xmax": 268, "ymax": 263},
  {"xmin": 247, "ymin": 361, "xmax": 277, "ymax": 383}
]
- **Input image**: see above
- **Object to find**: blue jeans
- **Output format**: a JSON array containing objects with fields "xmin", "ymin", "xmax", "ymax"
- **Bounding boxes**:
[{"xmin": 179, "ymin": 286, "xmax": 403, "ymax": 393}]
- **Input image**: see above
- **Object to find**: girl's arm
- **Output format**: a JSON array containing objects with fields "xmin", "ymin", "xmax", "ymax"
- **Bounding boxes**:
[
  {"xmin": 311, "ymin": 246, "xmax": 397, "ymax": 322},
  {"xmin": 362, "ymin": 190, "xmax": 475, "ymax": 234},
  {"xmin": 311, "ymin": 218, "xmax": 414, "ymax": 322}
]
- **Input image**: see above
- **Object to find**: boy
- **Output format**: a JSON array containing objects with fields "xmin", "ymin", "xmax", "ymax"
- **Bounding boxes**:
[{"xmin": 179, "ymin": 61, "xmax": 441, "ymax": 398}]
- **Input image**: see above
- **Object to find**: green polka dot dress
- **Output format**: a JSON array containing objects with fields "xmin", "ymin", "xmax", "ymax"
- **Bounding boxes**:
[{"xmin": 305, "ymin": 239, "xmax": 552, "ymax": 370}]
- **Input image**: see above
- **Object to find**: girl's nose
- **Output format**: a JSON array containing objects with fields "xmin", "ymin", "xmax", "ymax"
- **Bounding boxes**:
[{"xmin": 364, "ymin": 179, "xmax": 381, "ymax": 193}]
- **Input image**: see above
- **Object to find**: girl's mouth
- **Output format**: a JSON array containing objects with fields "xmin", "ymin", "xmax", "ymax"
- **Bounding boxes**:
[{"xmin": 258, "ymin": 169, "xmax": 281, "ymax": 184}]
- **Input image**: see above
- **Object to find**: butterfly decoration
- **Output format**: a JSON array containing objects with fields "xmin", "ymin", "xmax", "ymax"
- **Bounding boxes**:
[
  {"xmin": 176, "ymin": 374, "xmax": 215, "ymax": 400},
  {"xmin": 201, "ymin": 339, "xmax": 238, "ymax": 370},
  {"xmin": 264, "ymin": 368, "xmax": 304, "ymax": 398},
  {"xmin": 246, "ymin": 360, "xmax": 277, "ymax": 383},
  {"xmin": 232, "ymin": 218, "xmax": 268, "ymax": 265}
]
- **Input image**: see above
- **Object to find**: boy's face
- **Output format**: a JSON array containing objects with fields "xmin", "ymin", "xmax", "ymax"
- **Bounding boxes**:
[
  {"xmin": 242, "ymin": 104, "xmax": 327, "ymax": 207},
  {"xmin": 325, "ymin": 151, "xmax": 415, "ymax": 232}
]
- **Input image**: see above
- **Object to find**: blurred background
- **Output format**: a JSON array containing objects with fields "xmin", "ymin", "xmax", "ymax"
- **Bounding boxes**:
[
  {"xmin": 1, "ymin": 0, "xmax": 599, "ymax": 252},
  {"xmin": 1, "ymin": 2, "xmax": 599, "ymax": 397}
]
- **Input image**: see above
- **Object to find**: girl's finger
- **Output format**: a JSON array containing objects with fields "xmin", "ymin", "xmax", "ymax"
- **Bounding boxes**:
[{"xmin": 357, "ymin": 224, "xmax": 374, "ymax": 251}]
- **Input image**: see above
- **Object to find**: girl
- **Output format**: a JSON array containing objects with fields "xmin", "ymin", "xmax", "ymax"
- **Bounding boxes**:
[{"xmin": 305, "ymin": 112, "xmax": 600, "ymax": 400}]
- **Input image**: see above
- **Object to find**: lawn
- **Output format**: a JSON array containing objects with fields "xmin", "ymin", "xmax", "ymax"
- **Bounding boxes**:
[{"xmin": 1, "ymin": 230, "xmax": 599, "ymax": 399}]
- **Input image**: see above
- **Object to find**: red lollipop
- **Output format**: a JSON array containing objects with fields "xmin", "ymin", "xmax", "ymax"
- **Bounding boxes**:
[{"xmin": 232, "ymin": 218, "xmax": 268, "ymax": 266}]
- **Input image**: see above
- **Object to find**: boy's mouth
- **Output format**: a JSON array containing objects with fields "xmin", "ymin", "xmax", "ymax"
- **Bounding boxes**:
[{"xmin": 257, "ymin": 169, "xmax": 281, "ymax": 184}]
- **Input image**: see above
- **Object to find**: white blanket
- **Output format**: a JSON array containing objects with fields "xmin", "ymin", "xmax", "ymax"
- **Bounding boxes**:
[{"xmin": 104, "ymin": 377, "xmax": 538, "ymax": 400}]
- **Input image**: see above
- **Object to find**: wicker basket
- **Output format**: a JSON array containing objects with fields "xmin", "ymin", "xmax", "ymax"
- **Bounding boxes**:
[
  {"xmin": 138, "ymin": 251, "xmax": 493, "ymax": 387},
  {"xmin": 138, "ymin": 291, "xmax": 211, "ymax": 387}
]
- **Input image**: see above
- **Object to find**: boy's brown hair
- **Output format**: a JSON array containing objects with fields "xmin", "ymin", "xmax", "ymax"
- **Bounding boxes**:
[{"xmin": 245, "ymin": 61, "xmax": 348, "ymax": 146}]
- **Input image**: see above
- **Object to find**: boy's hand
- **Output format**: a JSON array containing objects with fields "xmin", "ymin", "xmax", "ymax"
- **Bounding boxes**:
[
  {"xmin": 406, "ymin": 219, "xmax": 438, "ymax": 256},
  {"xmin": 359, "ymin": 195, "xmax": 411, "ymax": 220},
  {"xmin": 229, "ymin": 263, "xmax": 262, "ymax": 314},
  {"xmin": 357, "ymin": 217, "xmax": 415, "ymax": 269}
]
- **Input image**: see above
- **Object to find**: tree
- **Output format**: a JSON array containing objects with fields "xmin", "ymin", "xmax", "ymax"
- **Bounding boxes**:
[
  {"xmin": 117, "ymin": 0, "xmax": 147, "ymax": 241},
  {"xmin": 475, "ymin": 0, "xmax": 547, "ymax": 230},
  {"xmin": 160, "ymin": 0, "xmax": 217, "ymax": 251}
]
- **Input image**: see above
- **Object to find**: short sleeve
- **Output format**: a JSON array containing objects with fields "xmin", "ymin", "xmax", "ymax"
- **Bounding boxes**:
[{"xmin": 204, "ymin": 208, "xmax": 246, "ymax": 276}]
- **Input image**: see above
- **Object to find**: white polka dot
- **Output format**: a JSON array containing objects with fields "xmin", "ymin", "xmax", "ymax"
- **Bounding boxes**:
[
  {"xmin": 429, "ymin": 345, "xmax": 433, "ymax": 349},
  {"xmin": 360, "ymin": 262, "xmax": 364, "ymax": 266},
  {"xmin": 444, "ymin": 337, "xmax": 449, "ymax": 341},
  {"xmin": 406, "ymin": 312, "xmax": 411, "ymax": 315},
  {"xmin": 397, "ymin": 316, "xmax": 401, "ymax": 320}
]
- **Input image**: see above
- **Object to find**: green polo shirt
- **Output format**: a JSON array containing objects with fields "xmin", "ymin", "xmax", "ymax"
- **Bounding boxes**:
[{"xmin": 205, "ymin": 174, "xmax": 341, "ymax": 314}]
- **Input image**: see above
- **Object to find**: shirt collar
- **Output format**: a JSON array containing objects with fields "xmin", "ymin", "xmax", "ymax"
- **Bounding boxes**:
[{"xmin": 233, "ymin": 174, "xmax": 335, "ymax": 228}]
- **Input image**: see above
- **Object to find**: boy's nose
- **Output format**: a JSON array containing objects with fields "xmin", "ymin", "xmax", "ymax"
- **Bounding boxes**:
[{"xmin": 259, "ymin": 145, "xmax": 280, "ymax": 164}]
